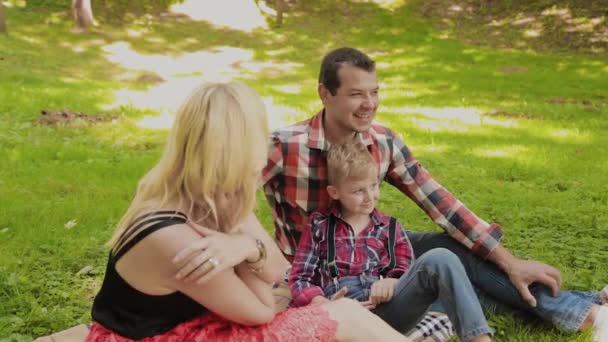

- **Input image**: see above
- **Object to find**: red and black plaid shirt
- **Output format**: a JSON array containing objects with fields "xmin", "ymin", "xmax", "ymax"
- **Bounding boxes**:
[
  {"xmin": 289, "ymin": 206, "xmax": 414, "ymax": 307},
  {"xmin": 261, "ymin": 110, "xmax": 502, "ymax": 258}
]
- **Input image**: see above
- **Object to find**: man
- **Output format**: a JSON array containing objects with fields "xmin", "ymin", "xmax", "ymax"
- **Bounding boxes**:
[{"xmin": 260, "ymin": 47, "xmax": 570, "ymax": 339}]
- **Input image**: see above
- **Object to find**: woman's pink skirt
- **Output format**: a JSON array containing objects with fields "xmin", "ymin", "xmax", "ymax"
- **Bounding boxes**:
[{"xmin": 87, "ymin": 304, "xmax": 339, "ymax": 341}]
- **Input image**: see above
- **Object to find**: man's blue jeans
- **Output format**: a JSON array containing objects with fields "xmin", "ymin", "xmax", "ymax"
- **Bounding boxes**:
[
  {"xmin": 407, "ymin": 231, "xmax": 602, "ymax": 332},
  {"xmin": 323, "ymin": 248, "xmax": 493, "ymax": 341}
]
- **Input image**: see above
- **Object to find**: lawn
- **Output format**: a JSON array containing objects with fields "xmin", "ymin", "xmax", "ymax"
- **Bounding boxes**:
[{"xmin": 0, "ymin": 1, "xmax": 606, "ymax": 341}]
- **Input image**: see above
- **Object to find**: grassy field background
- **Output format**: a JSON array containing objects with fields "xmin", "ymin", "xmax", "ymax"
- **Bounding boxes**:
[{"xmin": 0, "ymin": 0, "xmax": 606, "ymax": 340}]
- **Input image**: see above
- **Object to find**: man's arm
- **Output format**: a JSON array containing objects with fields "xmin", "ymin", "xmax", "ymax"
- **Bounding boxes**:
[
  {"xmin": 384, "ymin": 129, "xmax": 562, "ymax": 305},
  {"xmin": 259, "ymin": 135, "xmax": 283, "ymax": 187},
  {"xmin": 384, "ymin": 130, "xmax": 502, "ymax": 258}
]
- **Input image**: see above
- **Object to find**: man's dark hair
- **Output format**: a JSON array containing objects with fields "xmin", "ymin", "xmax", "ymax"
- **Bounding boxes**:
[{"xmin": 318, "ymin": 47, "xmax": 375, "ymax": 95}]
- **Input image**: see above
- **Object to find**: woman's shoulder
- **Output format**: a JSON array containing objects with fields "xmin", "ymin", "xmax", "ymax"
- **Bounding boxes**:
[
  {"xmin": 114, "ymin": 221, "xmax": 202, "ymax": 294},
  {"xmin": 115, "ymin": 209, "xmax": 192, "ymax": 253},
  {"xmin": 136, "ymin": 221, "xmax": 201, "ymax": 257}
]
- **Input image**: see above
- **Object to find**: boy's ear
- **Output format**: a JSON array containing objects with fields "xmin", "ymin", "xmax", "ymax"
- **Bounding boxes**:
[{"xmin": 326, "ymin": 185, "xmax": 339, "ymax": 200}]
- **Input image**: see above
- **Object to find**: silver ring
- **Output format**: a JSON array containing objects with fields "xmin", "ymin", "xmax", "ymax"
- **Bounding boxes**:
[{"xmin": 208, "ymin": 257, "xmax": 220, "ymax": 268}]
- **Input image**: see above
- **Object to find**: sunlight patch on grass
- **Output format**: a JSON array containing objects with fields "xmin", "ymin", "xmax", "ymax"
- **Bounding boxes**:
[
  {"xmin": 136, "ymin": 111, "xmax": 174, "ymax": 129},
  {"xmin": 169, "ymin": 0, "xmax": 267, "ymax": 32},
  {"xmin": 272, "ymin": 84, "xmax": 302, "ymax": 94},
  {"xmin": 109, "ymin": 77, "xmax": 200, "ymax": 114},
  {"xmin": 12, "ymin": 34, "xmax": 43, "ymax": 45},
  {"xmin": 101, "ymin": 42, "xmax": 304, "ymax": 114},
  {"xmin": 102, "ymin": 42, "xmax": 254, "ymax": 79},
  {"xmin": 382, "ymin": 80, "xmax": 441, "ymax": 100},
  {"xmin": 352, "ymin": 0, "xmax": 406, "ymax": 10},
  {"xmin": 471, "ymin": 146, "xmax": 529, "ymax": 159},
  {"xmin": 384, "ymin": 105, "xmax": 519, "ymax": 131},
  {"xmin": 524, "ymin": 29, "xmax": 542, "ymax": 38},
  {"xmin": 410, "ymin": 117, "xmax": 471, "ymax": 132},
  {"xmin": 546, "ymin": 127, "xmax": 592, "ymax": 143},
  {"xmin": 415, "ymin": 144, "xmax": 449, "ymax": 154},
  {"xmin": 133, "ymin": 96, "xmax": 301, "ymax": 130},
  {"xmin": 263, "ymin": 97, "xmax": 302, "ymax": 131},
  {"xmin": 58, "ymin": 39, "xmax": 106, "ymax": 54}
]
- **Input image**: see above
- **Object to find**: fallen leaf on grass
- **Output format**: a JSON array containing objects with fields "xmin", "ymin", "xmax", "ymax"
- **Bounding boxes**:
[
  {"xmin": 76, "ymin": 265, "xmax": 95, "ymax": 276},
  {"xmin": 65, "ymin": 219, "xmax": 78, "ymax": 229},
  {"xmin": 499, "ymin": 66, "xmax": 529, "ymax": 74}
]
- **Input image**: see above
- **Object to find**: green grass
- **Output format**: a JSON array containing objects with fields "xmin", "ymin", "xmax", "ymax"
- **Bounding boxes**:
[{"xmin": 1, "ymin": 1, "xmax": 607, "ymax": 340}]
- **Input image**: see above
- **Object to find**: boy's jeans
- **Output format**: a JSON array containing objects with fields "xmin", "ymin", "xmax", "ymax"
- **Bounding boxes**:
[
  {"xmin": 323, "ymin": 248, "xmax": 494, "ymax": 341},
  {"xmin": 408, "ymin": 231, "xmax": 600, "ymax": 332}
]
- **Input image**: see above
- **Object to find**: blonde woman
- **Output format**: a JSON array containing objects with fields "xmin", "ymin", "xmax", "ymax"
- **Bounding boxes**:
[{"xmin": 87, "ymin": 82, "xmax": 411, "ymax": 341}]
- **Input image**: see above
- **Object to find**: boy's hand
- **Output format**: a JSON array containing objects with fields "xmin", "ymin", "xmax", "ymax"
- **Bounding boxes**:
[
  {"xmin": 311, "ymin": 296, "xmax": 330, "ymax": 304},
  {"xmin": 368, "ymin": 278, "xmax": 398, "ymax": 305},
  {"xmin": 311, "ymin": 286, "xmax": 348, "ymax": 305}
]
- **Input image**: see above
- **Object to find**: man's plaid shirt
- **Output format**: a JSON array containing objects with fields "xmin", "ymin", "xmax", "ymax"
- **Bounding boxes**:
[
  {"xmin": 261, "ymin": 110, "xmax": 503, "ymax": 258},
  {"xmin": 289, "ymin": 206, "xmax": 414, "ymax": 307}
]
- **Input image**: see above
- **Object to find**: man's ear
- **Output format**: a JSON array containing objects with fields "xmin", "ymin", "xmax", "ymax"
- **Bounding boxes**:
[
  {"xmin": 318, "ymin": 83, "xmax": 330, "ymax": 105},
  {"xmin": 326, "ymin": 185, "xmax": 339, "ymax": 200}
]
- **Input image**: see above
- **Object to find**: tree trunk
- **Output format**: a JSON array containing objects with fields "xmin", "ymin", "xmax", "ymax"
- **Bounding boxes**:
[
  {"xmin": 275, "ymin": 0, "xmax": 285, "ymax": 27},
  {"xmin": 72, "ymin": 0, "xmax": 97, "ymax": 30},
  {"xmin": 0, "ymin": 2, "xmax": 7, "ymax": 34}
]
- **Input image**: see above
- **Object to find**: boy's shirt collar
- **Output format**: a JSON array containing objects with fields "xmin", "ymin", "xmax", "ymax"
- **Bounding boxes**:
[
  {"xmin": 327, "ymin": 202, "xmax": 390, "ymax": 228},
  {"xmin": 306, "ymin": 109, "xmax": 375, "ymax": 151}
]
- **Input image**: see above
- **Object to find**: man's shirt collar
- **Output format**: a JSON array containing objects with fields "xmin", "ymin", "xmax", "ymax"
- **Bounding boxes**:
[{"xmin": 306, "ymin": 109, "xmax": 375, "ymax": 151}]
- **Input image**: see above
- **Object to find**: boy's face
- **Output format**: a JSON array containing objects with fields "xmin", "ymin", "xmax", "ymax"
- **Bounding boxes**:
[{"xmin": 327, "ymin": 175, "xmax": 380, "ymax": 216}]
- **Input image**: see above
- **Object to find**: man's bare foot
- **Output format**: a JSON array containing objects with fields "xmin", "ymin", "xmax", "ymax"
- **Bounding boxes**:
[
  {"xmin": 600, "ymin": 286, "xmax": 608, "ymax": 305},
  {"xmin": 592, "ymin": 305, "xmax": 608, "ymax": 342}
]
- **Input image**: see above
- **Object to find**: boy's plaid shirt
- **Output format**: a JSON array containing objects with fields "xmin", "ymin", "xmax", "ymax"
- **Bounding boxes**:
[
  {"xmin": 261, "ymin": 110, "xmax": 503, "ymax": 258},
  {"xmin": 289, "ymin": 206, "xmax": 414, "ymax": 307}
]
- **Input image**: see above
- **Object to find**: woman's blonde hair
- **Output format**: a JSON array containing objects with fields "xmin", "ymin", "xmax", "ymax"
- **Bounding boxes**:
[
  {"xmin": 108, "ymin": 81, "xmax": 268, "ymax": 249},
  {"xmin": 327, "ymin": 141, "xmax": 378, "ymax": 186}
]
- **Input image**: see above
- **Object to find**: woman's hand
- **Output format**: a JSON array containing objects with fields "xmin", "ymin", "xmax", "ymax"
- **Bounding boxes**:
[{"xmin": 172, "ymin": 220, "xmax": 258, "ymax": 284}]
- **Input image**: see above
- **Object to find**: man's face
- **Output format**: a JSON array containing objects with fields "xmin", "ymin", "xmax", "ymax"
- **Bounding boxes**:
[{"xmin": 321, "ymin": 64, "xmax": 379, "ymax": 138}]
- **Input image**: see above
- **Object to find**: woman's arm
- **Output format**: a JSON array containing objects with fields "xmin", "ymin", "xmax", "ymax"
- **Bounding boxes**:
[
  {"xmin": 175, "ymin": 267, "xmax": 275, "ymax": 325},
  {"xmin": 234, "ymin": 262, "xmax": 275, "ymax": 311},
  {"xmin": 238, "ymin": 213, "xmax": 290, "ymax": 283},
  {"xmin": 121, "ymin": 223, "xmax": 276, "ymax": 326},
  {"xmin": 172, "ymin": 213, "xmax": 290, "ymax": 285}
]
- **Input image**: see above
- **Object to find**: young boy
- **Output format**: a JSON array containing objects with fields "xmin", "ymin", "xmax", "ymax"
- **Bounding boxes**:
[
  {"xmin": 289, "ymin": 141, "xmax": 494, "ymax": 342},
  {"xmin": 289, "ymin": 141, "xmax": 608, "ymax": 342}
]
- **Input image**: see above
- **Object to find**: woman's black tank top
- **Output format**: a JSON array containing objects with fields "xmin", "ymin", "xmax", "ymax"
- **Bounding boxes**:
[{"xmin": 91, "ymin": 211, "xmax": 208, "ymax": 339}]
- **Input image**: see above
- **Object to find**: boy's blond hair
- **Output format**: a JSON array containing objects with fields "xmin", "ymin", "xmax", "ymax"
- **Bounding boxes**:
[{"xmin": 327, "ymin": 141, "xmax": 378, "ymax": 186}]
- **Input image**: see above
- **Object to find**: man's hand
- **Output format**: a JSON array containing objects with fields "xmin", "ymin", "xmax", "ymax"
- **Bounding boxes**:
[
  {"xmin": 489, "ymin": 245, "xmax": 562, "ymax": 307},
  {"xmin": 505, "ymin": 258, "xmax": 562, "ymax": 307},
  {"xmin": 367, "ymin": 278, "xmax": 398, "ymax": 306}
]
